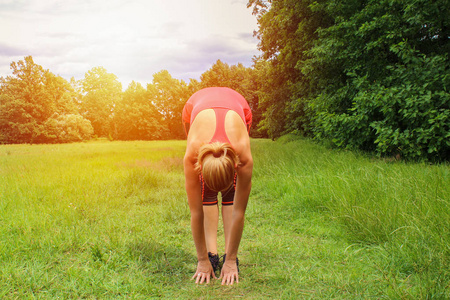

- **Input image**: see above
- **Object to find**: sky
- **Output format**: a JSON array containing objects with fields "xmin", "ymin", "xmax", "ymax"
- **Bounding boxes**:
[{"xmin": 0, "ymin": 0, "xmax": 260, "ymax": 88}]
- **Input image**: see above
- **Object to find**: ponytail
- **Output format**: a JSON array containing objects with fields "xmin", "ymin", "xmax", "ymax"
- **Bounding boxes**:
[{"xmin": 195, "ymin": 142, "xmax": 239, "ymax": 192}]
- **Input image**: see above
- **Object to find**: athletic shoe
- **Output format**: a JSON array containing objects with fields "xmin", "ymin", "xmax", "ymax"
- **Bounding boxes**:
[{"xmin": 208, "ymin": 252, "xmax": 220, "ymax": 274}]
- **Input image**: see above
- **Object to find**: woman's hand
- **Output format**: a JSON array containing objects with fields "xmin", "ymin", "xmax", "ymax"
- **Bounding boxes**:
[
  {"xmin": 220, "ymin": 259, "xmax": 239, "ymax": 285},
  {"xmin": 192, "ymin": 260, "xmax": 216, "ymax": 284}
]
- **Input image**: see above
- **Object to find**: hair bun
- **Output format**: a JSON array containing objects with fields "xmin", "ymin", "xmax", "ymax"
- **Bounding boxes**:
[
  {"xmin": 212, "ymin": 147, "xmax": 227, "ymax": 158},
  {"xmin": 195, "ymin": 142, "xmax": 239, "ymax": 192}
]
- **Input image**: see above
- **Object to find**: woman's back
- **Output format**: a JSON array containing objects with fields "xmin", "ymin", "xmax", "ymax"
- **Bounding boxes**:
[
  {"xmin": 183, "ymin": 87, "xmax": 252, "ymax": 159},
  {"xmin": 187, "ymin": 109, "xmax": 249, "ymax": 153}
]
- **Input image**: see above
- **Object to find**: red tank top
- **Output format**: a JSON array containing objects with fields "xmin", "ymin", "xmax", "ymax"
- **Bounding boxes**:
[
  {"xmin": 210, "ymin": 107, "xmax": 232, "ymax": 144},
  {"xmin": 182, "ymin": 87, "xmax": 252, "ymax": 145}
]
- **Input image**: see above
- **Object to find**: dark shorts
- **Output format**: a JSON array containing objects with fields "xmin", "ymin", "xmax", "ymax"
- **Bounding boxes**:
[{"xmin": 200, "ymin": 173, "xmax": 236, "ymax": 206}]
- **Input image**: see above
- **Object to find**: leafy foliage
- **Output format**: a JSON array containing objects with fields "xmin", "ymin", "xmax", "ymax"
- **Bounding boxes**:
[
  {"xmin": 45, "ymin": 114, "xmax": 94, "ymax": 143},
  {"xmin": 0, "ymin": 56, "xmax": 91, "ymax": 144},
  {"xmin": 147, "ymin": 71, "xmax": 190, "ymax": 140},
  {"xmin": 200, "ymin": 60, "xmax": 264, "ymax": 137},
  {"xmin": 250, "ymin": 0, "xmax": 450, "ymax": 161},
  {"xmin": 309, "ymin": 0, "xmax": 450, "ymax": 160},
  {"xmin": 0, "ymin": 56, "xmax": 263, "ymax": 143},
  {"xmin": 79, "ymin": 67, "xmax": 122, "ymax": 138},
  {"xmin": 370, "ymin": 50, "xmax": 449, "ymax": 160},
  {"xmin": 113, "ymin": 81, "xmax": 166, "ymax": 140},
  {"xmin": 249, "ymin": 0, "xmax": 331, "ymax": 138}
]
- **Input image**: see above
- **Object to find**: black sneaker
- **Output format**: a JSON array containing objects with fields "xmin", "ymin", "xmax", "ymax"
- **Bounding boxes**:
[
  {"xmin": 222, "ymin": 254, "xmax": 239, "ymax": 273},
  {"xmin": 208, "ymin": 252, "xmax": 220, "ymax": 274}
]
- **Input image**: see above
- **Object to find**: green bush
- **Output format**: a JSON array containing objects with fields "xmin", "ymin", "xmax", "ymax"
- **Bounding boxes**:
[
  {"xmin": 45, "ymin": 114, "xmax": 94, "ymax": 143},
  {"xmin": 315, "ymin": 45, "xmax": 449, "ymax": 161},
  {"xmin": 252, "ymin": 0, "xmax": 450, "ymax": 161}
]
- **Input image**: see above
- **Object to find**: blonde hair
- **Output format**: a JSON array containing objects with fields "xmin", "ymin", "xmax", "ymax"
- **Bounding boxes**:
[{"xmin": 195, "ymin": 142, "xmax": 239, "ymax": 192}]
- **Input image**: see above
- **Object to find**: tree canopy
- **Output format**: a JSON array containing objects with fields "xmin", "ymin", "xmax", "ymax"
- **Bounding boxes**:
[
  {"xmin": 249, "ymin": 0, "xmax": 449, "ymax": 160},
  {"xmin": 80, "ymin": 66, "xmax": 122, "ymax": 138},
  {"xmin": 0, "ymin": 57, "xmax": 259, "ymax": 144},
  {"xmin": 113, "ymin": 81, "xmax": 165, "ymax": 141},
  {"xmin": 0, "ymin": 56, "xmax": 93, "ymax": 144},
  {"xmin": 1, "ymin": 0, "xmax": 448, "ymax": 162}
]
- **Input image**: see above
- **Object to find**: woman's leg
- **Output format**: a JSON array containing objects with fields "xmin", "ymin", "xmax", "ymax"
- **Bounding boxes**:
[
  {"xmin": 203, "ymin": 204, "xmax": 219, "ymax": 254},
  {"xmin": 221, "ymin": 181, "xmax": 236, "ymax": 254},
  {"xmin": 222, "ymin": 205, "xmax": 233, "ymax": 253},
  {"xmin": 200, "ymin": 174, "xmax": 219, "ymax": 255}
]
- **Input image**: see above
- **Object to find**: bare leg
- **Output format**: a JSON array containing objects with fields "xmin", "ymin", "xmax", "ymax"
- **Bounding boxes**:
[
  {"xmin": 222, "ymin": 205, "xmax": 233, "ymax": 254},
  {"xmin": 203, "ymin": 205, "xmax": 219, "ymax": 254}
]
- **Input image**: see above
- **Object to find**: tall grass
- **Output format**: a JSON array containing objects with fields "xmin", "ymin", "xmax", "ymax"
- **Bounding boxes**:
[
  {"xmin": 1, "ymin": 138, "xmax": 448, "ymax": 298},
  {"xmin": 1, "ymin": 141, "xmax": 191, "ymax": 298},
  {"xmin": 252, "ymin": 136, "xmax": 450, "ymax": 298}
]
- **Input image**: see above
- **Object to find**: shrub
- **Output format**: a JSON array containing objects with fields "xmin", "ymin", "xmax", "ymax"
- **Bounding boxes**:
[
  {"xmin": 45, "ymin": 114, "xmax": 94, "ymax": 143},
  {"xmin": 315, "ymin": 45, "xmax": 449, "ymax": 161}
]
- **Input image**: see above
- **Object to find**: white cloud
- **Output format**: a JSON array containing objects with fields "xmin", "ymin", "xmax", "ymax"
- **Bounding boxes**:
[{"xmin": 0, "ymin": 0, "xmax": 259, "ymax": 87}]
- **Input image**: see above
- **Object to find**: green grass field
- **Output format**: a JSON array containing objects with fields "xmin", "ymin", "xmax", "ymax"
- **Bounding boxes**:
[{"xmin": 1, "ymin": 138, "xmax": 449, "ymax": 299}]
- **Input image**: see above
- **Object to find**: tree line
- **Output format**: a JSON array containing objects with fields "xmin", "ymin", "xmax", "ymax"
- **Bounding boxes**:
[
  {"xmin": 248, "ymin": 0, "xmax": 449, "ymax": 161},
  {"xmin": 0, "ymin": 57, "xmax": 261, "ymax": 144},
  {"xmin": 1, "ymin": 0, "xmax": 449, "ymax": 161}
]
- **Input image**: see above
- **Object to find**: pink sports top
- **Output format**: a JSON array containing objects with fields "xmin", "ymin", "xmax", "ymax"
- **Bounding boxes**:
[{"xmin": 182, "ymin": 87, "xmax": 252, "ymax": 145}]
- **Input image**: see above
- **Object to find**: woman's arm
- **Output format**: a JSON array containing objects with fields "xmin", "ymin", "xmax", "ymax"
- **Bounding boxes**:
[
  {"xmin": 183, "ymin": 150, "xmax": 216, "ymax": 284},
  {"xmin": 220, "ymin": 147, "xmax": 253, "ymax": 285}
]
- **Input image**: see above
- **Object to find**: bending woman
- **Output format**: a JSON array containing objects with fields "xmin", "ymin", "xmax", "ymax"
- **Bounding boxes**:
[{"xmin": 182, "ymin": 87, "xmax": 253, "ymax": 285}]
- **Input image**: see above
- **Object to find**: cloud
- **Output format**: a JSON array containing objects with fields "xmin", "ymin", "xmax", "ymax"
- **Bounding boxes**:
[
  {"xmin": 0, "ymin": 42, "xmax": 26, "ymax": 56},
  {"xmin": 0, "ymin": 0, "xmax": 259, "ymax": 87},
  {"xmin": 116, "ymin": 32, "xmax": 259, "ymax": 85}
]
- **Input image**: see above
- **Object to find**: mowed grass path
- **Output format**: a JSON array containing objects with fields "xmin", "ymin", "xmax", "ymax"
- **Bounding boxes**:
[{"xmin": 1, "ymin": 139, "xmax": 449, "ymax": 299}]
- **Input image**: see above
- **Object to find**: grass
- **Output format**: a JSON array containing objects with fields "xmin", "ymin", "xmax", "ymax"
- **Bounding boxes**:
[{"xmin": 0, "ymin": 138, "xmax": 449, "ymax": 299}]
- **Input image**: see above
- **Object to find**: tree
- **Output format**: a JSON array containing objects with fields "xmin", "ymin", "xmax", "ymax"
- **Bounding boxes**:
[
  {"xmin": 0, "ymin": 56, "xmax": 88, "ymax": 144},
  {"xmin": 79, "ymin": 67, "xmax": 122, "ymax": 138},
  {"xmin": 147, "ymin": 70, "xmax": 190, "ymax": 139},
  {"xmin": 308, "ymin": 0, "xmax": 450, "ymax": 160},
  {"xmin": 200, "ymin": 60, "xmax": 264, "ymax": 137},
  {"xmin": 113, "ymin": 81, "xmax": 166, "ymax": 140},
  {"xmin": 250, "ymin": 0, "xmax": 449, "ymax": 160},
  {"xmin": 45, "ymin": 114, "xmax": 94, "ymax": 143},
  {"xmin": 248, "ymin": 0, "xmax": 331, "ymax": 138}
]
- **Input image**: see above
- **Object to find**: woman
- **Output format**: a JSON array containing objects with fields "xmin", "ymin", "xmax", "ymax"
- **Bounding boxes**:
[{"xmin": 182, "ymin": 87, "xmax": 253, "ymax": 285}]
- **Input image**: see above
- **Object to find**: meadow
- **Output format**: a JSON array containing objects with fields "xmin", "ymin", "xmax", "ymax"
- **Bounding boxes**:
[{"xmin": 1, "ymin": 138, "xmax": 449, "ymax": 299}]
